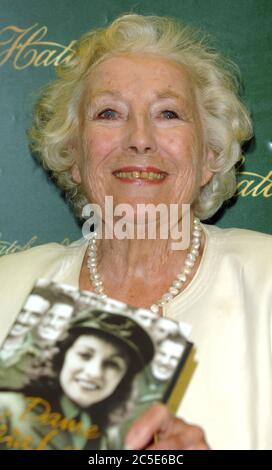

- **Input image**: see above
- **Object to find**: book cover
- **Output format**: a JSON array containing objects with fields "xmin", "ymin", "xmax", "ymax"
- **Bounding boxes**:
[{"xmin": 0, "ymin": 279, "xmax": 194, "ymax": 450}]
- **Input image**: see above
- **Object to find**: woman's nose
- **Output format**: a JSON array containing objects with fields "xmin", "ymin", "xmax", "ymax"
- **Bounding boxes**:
[
  {"xmin": 123, "ymin": 115, "xmax": 157, "ymax": 155},
  {"xmin": 84, "ymin": 359, "xmax": 103, "ymax": 379},
  {"xmin": 45, "ymin": 314, "xmax": 57, "ymax": 326},
  {"xmin": 158, "ymin": 354, "xmax": 169, "ymax": 366}
]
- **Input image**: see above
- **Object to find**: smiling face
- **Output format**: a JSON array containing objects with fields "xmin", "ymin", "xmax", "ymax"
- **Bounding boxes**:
[
  {"xmin": 59, "ymin": 334, "xmax": 128, "ymax": 408},
  {"xmin": 151, "ymin": 338, "xmax": 185, "ymax": 381},
  {"xmin": 72, "ymin": 53, "xmax": 213, "ymax": 222},
  {"xmin": 10, "ymin": 295, "xmax": 50, "ymax": 338},
  {"xmin": 36, "ymin": 303, "xmax": 74, "ymax": 342},
  {"xmin": 9, "ymin": 310, "xmax": 44, "ymax": 337},
  {"xmin": 153, "ymin": 317, "xmax": 179, "ymax": 344},
  {"xmin": 134, "ymin": 308, "xmax": 158, "ymax": 330}
]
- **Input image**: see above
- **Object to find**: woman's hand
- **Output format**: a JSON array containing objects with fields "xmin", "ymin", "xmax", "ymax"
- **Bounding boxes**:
[{"xmin": 125, "ymin": 402, "xmax": 210, "ymax": 450}]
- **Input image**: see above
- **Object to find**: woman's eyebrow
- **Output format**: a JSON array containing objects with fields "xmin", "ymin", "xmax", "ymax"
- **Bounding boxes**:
[
  {"xmin": 89, "ymin": 89, "xmax": 123, "ymax": 100},
  {"xmin": 77, "ymin": 344, "xmax": 123, "ymax": 360},
  {"xmin": 156, "ymin": 90, "xmax": 191, "ymax": 109},
  {"xmin": 107, "ymin": 353, "xmax": 124, "ymax": 359},
  {"xmin": 77, "ymin": 347, "xmax": 95, "ymax": 352},
  {"xmin": 89, "ymin": 89, "xmax": 187, "ymax": 102},
  {"xmin": 156, "ymin": 90, "xmax": 185, "ymax": 100}
]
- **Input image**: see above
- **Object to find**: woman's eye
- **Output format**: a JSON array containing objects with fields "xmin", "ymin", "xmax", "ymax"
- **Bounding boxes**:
[
  {"xmin": 161, "ymin": 110, "xmax": 179, "ymax": 119},
  {"xmin": 78, "ymin": 352, "xmax": 92, "ymax": 360},
  {"xmin": 105, "ymin": 360, "xmax": 122, "ymax": 370},
  {"xmin": 97, "ymin": 108, "xmax": 117, "ymax": 120}
]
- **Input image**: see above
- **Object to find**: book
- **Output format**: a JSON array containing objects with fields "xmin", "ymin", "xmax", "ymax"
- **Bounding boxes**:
[{"xmin": 0, "ymin": 279, "xmax": 195, "ymax": 450}]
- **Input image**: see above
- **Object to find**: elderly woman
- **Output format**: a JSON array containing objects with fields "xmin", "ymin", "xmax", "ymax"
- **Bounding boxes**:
[{"xmin": 0, "ymin": 14, "xmax": 272, "ymax": 450}]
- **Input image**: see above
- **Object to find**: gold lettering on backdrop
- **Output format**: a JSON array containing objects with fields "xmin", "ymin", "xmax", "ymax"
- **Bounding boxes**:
[
  {"xmin": 0, "ymin": 237, "xmax": 71, "ymax": 257},
  {"xmin": 235, "ymin": 155, "xmax": 272, "ymax": 198},
  {"xmin": 0, "ymin": 24, "xmax": 76, "ymax": 69},
  {"xmin": 237, "ymin": 170, "xmax": 272, "ymax": 198}
]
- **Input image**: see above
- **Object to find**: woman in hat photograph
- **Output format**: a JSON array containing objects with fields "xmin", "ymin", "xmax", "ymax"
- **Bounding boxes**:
[{"xmin": 0, "ymin": 310, "xmax": 154, "ymax": 450}]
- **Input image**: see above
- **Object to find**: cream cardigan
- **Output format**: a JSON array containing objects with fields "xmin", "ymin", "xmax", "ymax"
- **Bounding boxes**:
[{"xmin": 1, "ymin": 224, "xmax": 272, "ymax": 449}]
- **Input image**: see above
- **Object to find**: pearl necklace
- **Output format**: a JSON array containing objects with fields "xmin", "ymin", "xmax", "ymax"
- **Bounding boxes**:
[{"xmin": 87, "ymin": 217, "xmax": 202, "ymax": 314}]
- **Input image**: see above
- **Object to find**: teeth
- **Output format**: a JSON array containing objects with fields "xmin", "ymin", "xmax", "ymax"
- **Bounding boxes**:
[
  {"xmin": 115, "ymin": 171, "xmax": 165, "ymax": 180},
  {"xmin": 76, "ymin": 379, "xmax": 99, "ymax": 390}
]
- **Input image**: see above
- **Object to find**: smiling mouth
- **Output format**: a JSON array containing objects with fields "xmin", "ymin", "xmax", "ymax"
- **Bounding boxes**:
[
  {"xmin": 75, "ymin": 378, "xmax": 101, "ymax": 391},
  {"xmin": 114, "ymin": 170, "xmax": 166, "ymax": 180},
  {"xmin": 112, "ymin": 167, "xmax": 168, "ymax": 183},
  {"xmin": 157, "ymin": 365, "xmax": 170, "ymax": 373}
]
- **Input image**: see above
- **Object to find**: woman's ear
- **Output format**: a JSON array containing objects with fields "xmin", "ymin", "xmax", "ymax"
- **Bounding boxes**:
[
  {"xmin": 200, "ymin": 147, "xmax": 215, "ymax": 187},
  {"xmin": 71, "ymin": 162, "xmax": 82, "ymax": 184},
  {"xmin": 69, "ymin": 140, "xmax": 82, "ymax": 184}
]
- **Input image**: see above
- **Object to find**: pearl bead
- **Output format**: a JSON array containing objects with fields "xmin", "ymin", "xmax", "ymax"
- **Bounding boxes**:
[
  {"xmin": 89, "ymin": 268, "xmax": 97, "ymax": 274},
  {"xmin": 192, "ymin": 241, "xmax": 200, "ymax": 249},
  {"xmin": 185, "ymin": 259, "xmax": 194, "ymax": 268},
  {"xmin": 88, "ymin": 261, "xmax": 96, "ymax": 268},
  {"xmin": 173, "ymin": 280, "xmax": 182, "ymax": 288},
  {"xmin": 177, "ymin": 273, "xmax": 186, "ymax": 282},
  {"xmin": 184, "ymin": 267, "xmax": 192, "ymax": 275},
  {"xmin": 193, "ymin": 228, "xmax": 201, "ymax": 236},
  {"xmin": 169, "ymin": 287, "xmax": 179, "ymax": 295},
  {"xmin": 162, "ymin": 293, "xmax": 173, "ymax": 302},
  {"xmin": 150, "ymin": 304, "xmax": 159, "ymax": 313},
  {"xmin": 91, "ymin": 273, "xmax": 100, "ymax": 281}
]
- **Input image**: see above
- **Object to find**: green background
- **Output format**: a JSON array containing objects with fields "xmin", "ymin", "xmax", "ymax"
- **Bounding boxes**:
[{"xmin": 0, "ymin": 0, "xmax": 271, "ymax": 255}]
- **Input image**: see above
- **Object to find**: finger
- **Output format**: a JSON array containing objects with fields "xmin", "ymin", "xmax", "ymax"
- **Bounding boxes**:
[
  {"xmin": 155, "ymin": 415, "xmax": 189, "ymax": 440},
  {"xmin": 146, "ymin": 428, "xmax": 209, "ymax": 450},
  {"xmin": 146, "ymin": 434, "xmax": 184, "ymax": 450},
  {"xmin": 147, "ymin": 437, "xmax": 210, "ymax": 450},
  {"xmin": 125, "ymin": 402, "xmax": 178, "ymax": 450}
]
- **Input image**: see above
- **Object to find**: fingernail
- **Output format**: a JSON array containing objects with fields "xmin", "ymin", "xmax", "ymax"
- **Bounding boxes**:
[
  {"xmin": 124, "ymin": 437, "xmax": 137, "ymax": 450},
  {"xmin": 123, "ymin": 445, "xmax": 133, "ymax": 450}
]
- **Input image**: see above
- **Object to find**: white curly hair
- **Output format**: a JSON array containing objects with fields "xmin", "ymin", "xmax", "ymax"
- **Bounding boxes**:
[{"xmin": 28, "ymin": 13, "xmax": 252, "ymax": 220}]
